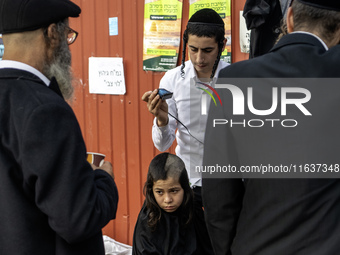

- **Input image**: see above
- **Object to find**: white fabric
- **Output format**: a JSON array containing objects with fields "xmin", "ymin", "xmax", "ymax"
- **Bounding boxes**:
[
  {"xmin": 103, "ymin": 235, "xmax": 132, "ymax": 255},
  {"xmin": 152, "ymin": 60, "xmax": 229, "ymax": 187}
]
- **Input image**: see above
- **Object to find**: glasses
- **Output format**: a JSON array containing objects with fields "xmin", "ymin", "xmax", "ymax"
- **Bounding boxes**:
[{"xmin": 66, "ymin": 26, "xmax": 78, "ymax": 45}]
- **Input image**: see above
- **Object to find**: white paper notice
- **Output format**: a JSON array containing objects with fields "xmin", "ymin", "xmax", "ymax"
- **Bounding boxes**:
[
  {"xmin": 89, "ymin": 57, "xmax": 126, "ymax": 95},
  {"xmin": 239, "ymin": 11, "xmax": 250, "ymax": 54}
]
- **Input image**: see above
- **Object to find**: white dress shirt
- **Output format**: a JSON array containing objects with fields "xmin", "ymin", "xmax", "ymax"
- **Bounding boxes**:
[{"xmin": 152, "ymin": 60, "xmax": 229, "ymax": 187}]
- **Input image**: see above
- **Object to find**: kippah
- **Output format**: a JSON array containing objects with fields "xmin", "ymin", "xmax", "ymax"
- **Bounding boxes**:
[
  {"xmin": 297, "ymin": 0, "xmax": 340, "ymax": 11},
  {"xmin": 187, "ymin": 22, "xmax": 224, "ymax": 27},
  {"xmin": 188, "ymin": 8, "xmax": 224, "ymax": 25},
  {"xmin": 0, "ymin": 0, "xmax": 81, "ymax": 34}
]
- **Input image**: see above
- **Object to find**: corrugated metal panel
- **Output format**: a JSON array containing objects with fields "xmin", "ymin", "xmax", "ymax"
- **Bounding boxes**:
[{"xmin": 69, "ymin": 0, "xmax": 248, "ymax": 245}]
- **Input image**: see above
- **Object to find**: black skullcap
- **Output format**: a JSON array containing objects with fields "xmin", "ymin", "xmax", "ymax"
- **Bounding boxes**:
[
  {"xmin": 0, "ymin": 0, "xmax": 81, "ymax": 34},
  {"xmin": 188, "ymin": 8, "xmax": 224, "ymax": 27},
  {"xmin": 296, "ymin": 0, "xmax": 340, "ymax": 11}
]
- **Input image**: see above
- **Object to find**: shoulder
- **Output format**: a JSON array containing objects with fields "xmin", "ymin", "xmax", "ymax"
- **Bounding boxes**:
[
  {"xmin": 1, "ymin": 76, "xmax": 77, "ymax": 139},
  {"xmin": 215, "ymin": 60, "xmax": 230, "ymax": 76},
  {"xmin": 160, "ymin": 61, "xmax": 192, "ymax": 89},
  {"xmin": 1, "ymin": 72, "xmax": 69, "ymax": 114},
  {"xmin": 219, "ymin": 60, "xmax": 230, "ymax": 69},
  {"xmin": 162, "ymin": 61, "xmax": 191, "ymax": 79},
  {"xmin": 218, "ymin": 58, "xmax": 257, "ymax": 78}
]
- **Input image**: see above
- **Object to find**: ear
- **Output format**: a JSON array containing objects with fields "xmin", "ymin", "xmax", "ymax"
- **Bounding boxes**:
[
  {"xmin": 286, "ymin": 7, "xmax": 294, "ymax": 33},
  {"xmin": 337, "ymin": 31, "xmax": 340, "ymax": 45},
  {"xmin": 46, "ymin": 23, "xmax": 60, "ymax": 48},
  {"xmin": 329, "ymin": 30, "xmax": 340, "ymax": 48},
  {"xmin": 221, "ymin": 38, "xmax": 227, "ymax": 52}
]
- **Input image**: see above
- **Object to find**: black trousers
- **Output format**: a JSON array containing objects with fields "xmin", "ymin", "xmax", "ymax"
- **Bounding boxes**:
[{"xmin": 193, "ymin": 186, "xmax": 215, "ymax": 255}]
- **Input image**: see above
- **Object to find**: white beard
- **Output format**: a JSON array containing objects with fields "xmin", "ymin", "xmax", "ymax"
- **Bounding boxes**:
[{"xmin": 43, "ymin": 38, "xmax": 74, "ymax": 101}]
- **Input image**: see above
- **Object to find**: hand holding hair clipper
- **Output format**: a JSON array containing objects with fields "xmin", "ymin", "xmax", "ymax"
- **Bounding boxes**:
[
  {"xmin": 157, "ymin": 88, "xmax": 173, "ymax": 100},
  {"xmin": 141, "ymin": 89, "xmax": 171, "ymax": 127}
]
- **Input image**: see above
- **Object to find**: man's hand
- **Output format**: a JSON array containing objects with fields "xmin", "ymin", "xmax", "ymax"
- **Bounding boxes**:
[
  {"xmin": 91, "ymin": 161, "xmax": 114, "ymax": 179},
  {"xmin": 142, "ymin": 89, "xmax": 169, "ymax": 127}
]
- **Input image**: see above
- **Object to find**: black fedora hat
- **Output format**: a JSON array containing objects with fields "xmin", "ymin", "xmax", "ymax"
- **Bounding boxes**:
[
  {"xmin": 0, "ymin": 0, "xmax": 81, "ymax": 34},
  {"xmin": 296, "ymin": 0, "xmax": 340, "ymax": 11}
]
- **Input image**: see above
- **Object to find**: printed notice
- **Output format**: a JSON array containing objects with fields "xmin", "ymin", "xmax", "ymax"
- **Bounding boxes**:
[
  {"xmin": 239, "ymin": 11, "xmax": 250, "ymax": 53},
  {"xmin": 143, "ymin": 0, "xmax": 183, "ymax": 72},
  {"xmin": 109, "ymin": 17, "xmax": 118, "ymax": 36},
  {"xmin": 89, "ymin": 57, "xmax": 126, "ymax": 95}
]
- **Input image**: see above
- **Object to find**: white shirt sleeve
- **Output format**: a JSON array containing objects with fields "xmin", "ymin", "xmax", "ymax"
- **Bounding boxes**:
[{"xmin": 151, "ymin": 71, "xmax": 178, "ymax": 152}]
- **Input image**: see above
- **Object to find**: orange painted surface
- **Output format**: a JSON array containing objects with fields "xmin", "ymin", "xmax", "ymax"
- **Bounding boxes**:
[{"xmin": 69, "ymin": 0, "xmax": 247, "ymax": 245}]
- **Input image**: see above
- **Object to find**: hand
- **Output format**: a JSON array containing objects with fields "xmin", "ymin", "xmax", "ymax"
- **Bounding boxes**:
[
  {"xmin": 142, "ymin": 89, "xmax": 169, "ymax": 127},
  {"xmin": 92, "ymin": 161, "xmax": 114, "ymax": 179}
]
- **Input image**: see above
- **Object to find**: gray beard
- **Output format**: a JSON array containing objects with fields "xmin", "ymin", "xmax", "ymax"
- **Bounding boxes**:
[{"xmin": 43, "ymin": 39, "xmax": 74, "ymax": 101}]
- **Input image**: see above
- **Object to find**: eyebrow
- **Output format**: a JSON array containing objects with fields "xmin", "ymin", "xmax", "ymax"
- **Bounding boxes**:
[
  {"xmin": 188, "ymin": 45, "xmax": 215, "ymax": 50},
  {"xmin": 154, "ymin": 186, "xmax": 181, "ymax": 190}
]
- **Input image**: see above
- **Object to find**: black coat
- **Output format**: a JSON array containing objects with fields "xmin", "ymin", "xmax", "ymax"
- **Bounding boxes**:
[
  {"xmin": 202, "ymin": 33, "xmax": 340, "ymax": 255},
  {"xmin": 243, "ymin": 0, "xmax": 284, "ymax": 58},
  {"xmin": 132, "ymin": 202, "xmax": 198, "ymax": 255},
  {"xmin": 0, "ymin": 68, "xmax": 118, "ymax": 255},
  {"xmin": 218, "ymin": 32, "xmax": 340, "ymax": 78}
]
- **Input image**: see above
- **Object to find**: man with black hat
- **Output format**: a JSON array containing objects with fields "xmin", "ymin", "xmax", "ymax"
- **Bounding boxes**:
[
  {"xmin": 0, "ymin": 0, "xmax": 118, "ymax": 254},
  {"xmin": 202, "ymin": 0, "xmax": 340, "ymax": 254},
  {"xmin": 141, "ymin": 8, "xmax": 229, "ymax": 254}
]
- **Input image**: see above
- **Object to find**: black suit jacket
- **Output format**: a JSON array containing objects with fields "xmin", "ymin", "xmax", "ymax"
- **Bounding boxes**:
[
  {"xmin": 0, "ymin": 68, "xmax": 118, "ymax": 255},
  {"xmin": 219, "ymin": 32, "xmax": 340, "ymax": 78},
  {"xmin": 202, "ymin": 33, "xmax": 340, "ymax": 255}
]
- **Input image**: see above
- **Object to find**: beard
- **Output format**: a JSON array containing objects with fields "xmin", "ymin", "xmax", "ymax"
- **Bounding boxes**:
[{"xmin": 43, "ymin": 38, "xmax": 74, "ymax": 101}]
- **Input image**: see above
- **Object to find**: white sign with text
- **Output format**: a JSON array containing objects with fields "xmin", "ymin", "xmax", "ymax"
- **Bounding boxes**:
[
  {"xmin": 89, "ymin": 57, "xmax": 126, "ymax": 95},
  {"xmin": 239, "ymin": 11, "xmax": 250, "ymax": 54}
]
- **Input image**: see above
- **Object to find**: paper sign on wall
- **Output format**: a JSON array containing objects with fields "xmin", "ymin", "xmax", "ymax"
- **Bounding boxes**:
[
  {"xmin": 109, "ymin": 17, "xmax": 118, "ymax": 36},
  {"xmin": 89, "ymin": 57, "xmax": 126, "ymax": 95},
  {"xmin": 239, "ymin": 11, "xmax": 250, "ymax": 54},
  {"xmin": 142, "ymin": 0, "xmax": 183, "ymax": 72}
]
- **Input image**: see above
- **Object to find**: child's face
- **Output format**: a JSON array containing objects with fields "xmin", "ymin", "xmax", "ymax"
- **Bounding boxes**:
[{"xmin": 153, "ymin": 176, "xmax": 184, "ymax": 213}]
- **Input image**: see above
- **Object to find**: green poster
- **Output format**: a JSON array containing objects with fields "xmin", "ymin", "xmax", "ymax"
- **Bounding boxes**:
[
  {"xmin": 143, "ymin": 0, "xmax": 183, "ymax": 72},
  {"xmin": 189, "ymin": 0, "xmax": 232, "ymax": 63}
]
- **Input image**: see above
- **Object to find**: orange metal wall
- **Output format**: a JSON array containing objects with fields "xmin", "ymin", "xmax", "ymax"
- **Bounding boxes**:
[{"xmin": 69, "ymin": 0, "xmax": 248, "ymax": 245}]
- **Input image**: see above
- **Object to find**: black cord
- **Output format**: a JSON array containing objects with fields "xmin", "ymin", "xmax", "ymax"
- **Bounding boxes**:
[{"xmin": 167, "ymin": 111, "xmax": 204, "ymax": 145}]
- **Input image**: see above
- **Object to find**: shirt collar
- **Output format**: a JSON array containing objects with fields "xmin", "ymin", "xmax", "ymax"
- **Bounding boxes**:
[
  {"xmin": 188, "ymin": 60, "xmax": 223, "ymax": 86},
  {"xmin": 0, "ymin": 60, "xmax": 50, "ymax": 86},
  {"xmin": 291, "ymin": 31, "xmax": 329, "ymax": 50}
]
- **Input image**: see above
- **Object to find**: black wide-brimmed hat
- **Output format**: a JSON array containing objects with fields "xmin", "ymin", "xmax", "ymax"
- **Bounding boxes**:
[
  {"xmin": 296, "ymin": 0, "xmax": 340, "ymax": 11},
  {"xmin": 0, "ymin": 0, "xmax": 81, "ymax": 34}
]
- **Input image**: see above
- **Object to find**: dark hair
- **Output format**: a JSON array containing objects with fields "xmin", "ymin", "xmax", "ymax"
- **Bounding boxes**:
[
  {"xmin": 181, "ymin": 8, "xmax": 225, "ymax": 79},
  {"xmin": 276, "ymin": 18, "xmax": 288, "ymax": 43},
  {"xmin": 292, "ymin": 0, "xmax": 340, "ymax": 45},
  {"xmin": 143, "ymin": 153, "xmax": 194, "ymax": 230}
]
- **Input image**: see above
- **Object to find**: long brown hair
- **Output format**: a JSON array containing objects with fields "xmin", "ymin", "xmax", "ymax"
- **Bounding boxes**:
[{"xmin": 143, "ymin": 153, "xmax": 194, "ymax": 231}]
